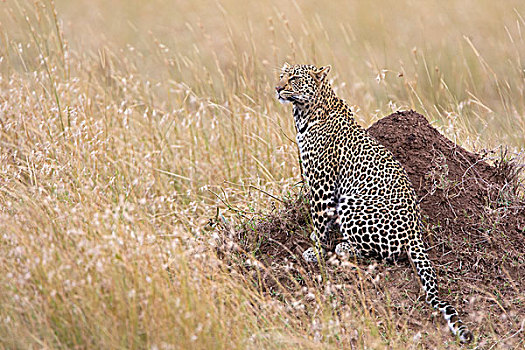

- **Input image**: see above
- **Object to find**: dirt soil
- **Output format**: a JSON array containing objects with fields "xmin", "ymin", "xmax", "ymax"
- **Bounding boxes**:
[{"xmin": 218, "ymin": 110, "xmax": 525, "ymax": 348}]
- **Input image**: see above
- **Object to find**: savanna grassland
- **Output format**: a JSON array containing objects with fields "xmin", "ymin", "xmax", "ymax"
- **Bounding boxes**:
[{"xmin": 1, "ymin": 0, "xmax": 524, "ymax": 349}]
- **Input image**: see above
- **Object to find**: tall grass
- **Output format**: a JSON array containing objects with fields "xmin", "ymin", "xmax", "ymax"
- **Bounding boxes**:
[{"xmin": 0, "ymin": 0, "xmax": 524, "ymax": 348}]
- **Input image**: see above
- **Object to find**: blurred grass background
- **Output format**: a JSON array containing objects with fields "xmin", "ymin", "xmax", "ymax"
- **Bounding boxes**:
[{"xmin": 0, "ymin": 0, "xmax": 524, "ymax": 348}]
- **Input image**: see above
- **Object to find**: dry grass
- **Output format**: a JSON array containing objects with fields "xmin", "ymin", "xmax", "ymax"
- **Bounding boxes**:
[{"xmin": 0, "ymin": 0, "xmax": 524, "ymax": 349}]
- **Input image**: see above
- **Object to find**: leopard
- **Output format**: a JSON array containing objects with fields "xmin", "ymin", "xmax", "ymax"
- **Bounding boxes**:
[{"xmin": 275, "ymin": 62, "xmax": 473, "ymax": 343}]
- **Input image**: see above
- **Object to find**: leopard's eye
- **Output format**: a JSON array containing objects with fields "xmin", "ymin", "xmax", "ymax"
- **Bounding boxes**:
[{"xmin": 288, "ymin": 75, "xmax": 301, "ymax": 81}]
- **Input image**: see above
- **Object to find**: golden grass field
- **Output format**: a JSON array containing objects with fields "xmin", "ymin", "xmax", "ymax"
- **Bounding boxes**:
[{"xmin": 1, "ymin": 0, "xmax": 524, "ymax": 348}]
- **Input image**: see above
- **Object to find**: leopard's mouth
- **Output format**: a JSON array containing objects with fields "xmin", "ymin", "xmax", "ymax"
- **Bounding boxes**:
[
  {"xmin": 277, "ymin": 90, "xmax": 292, "ymax": 104},
  {"xmin": 277, "ymin": 90, "xmax": 305, "ymax": 104}
]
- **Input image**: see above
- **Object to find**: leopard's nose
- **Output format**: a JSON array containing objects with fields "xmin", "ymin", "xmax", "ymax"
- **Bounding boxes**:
[{"xmin": 275, "ymin": 85, "xmax": 284, "ymax": 93}]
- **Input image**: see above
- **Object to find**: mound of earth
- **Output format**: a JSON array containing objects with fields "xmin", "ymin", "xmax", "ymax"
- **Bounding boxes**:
[
  {"xmin": 218, "ymin": 110, "xmax": 524, "ymax": 347},
  {"xmin": 367, "ymin": 111, "xmax": 525, "ymax": 287}
]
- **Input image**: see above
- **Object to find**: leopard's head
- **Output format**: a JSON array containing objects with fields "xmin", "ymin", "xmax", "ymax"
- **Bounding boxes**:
[{"xmin": 275, "ymin": 63, "xmax": 331, "ymax": 105}]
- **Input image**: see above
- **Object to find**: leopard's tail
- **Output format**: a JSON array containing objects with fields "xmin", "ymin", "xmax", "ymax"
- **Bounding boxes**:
[{"xmin": 408, "ymin": 241, "xmax": 473, "ymax": 343}]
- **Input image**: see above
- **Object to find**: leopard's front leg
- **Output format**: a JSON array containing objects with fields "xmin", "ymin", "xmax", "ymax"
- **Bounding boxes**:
[{"xmin": 302, "ymin": 174, "xmax": 339, "ymax": 263}]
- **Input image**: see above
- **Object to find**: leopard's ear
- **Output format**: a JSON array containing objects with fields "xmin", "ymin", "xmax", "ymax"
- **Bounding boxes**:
[
  {"xmin": 310, "ymin": 65, "xmax": 331, "ymax": 82},
  {"xmin": 282, "ymin": 62, "xmax": 291, "ymax": 71}
]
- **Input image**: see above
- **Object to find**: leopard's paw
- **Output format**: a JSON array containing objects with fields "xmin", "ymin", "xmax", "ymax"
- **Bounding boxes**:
[
  {"xmin": 302, "ymin": 246, "xmax": 325, "ymax": 263},
  {"xmin": 335, "ymin": 242, "xmax": 355, "ymax": 258}
]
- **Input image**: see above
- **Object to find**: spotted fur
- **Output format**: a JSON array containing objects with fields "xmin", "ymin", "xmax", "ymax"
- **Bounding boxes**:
[{"xmin": 276, "ymin": 63, "xmax": 473, "ymax": 343}]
